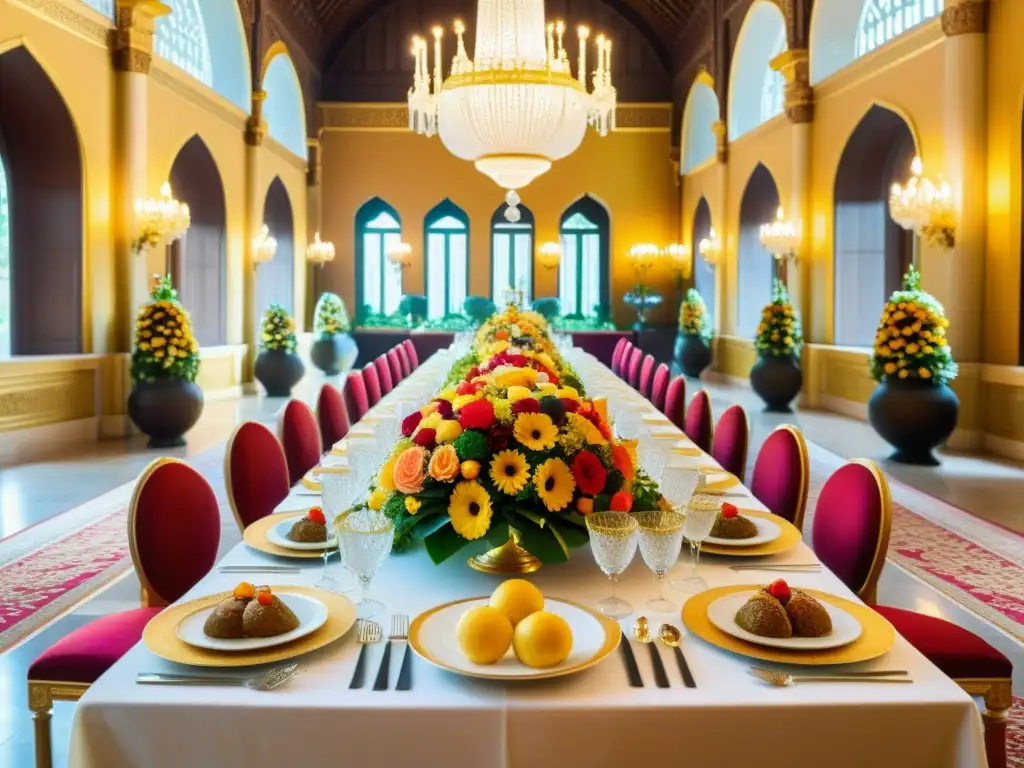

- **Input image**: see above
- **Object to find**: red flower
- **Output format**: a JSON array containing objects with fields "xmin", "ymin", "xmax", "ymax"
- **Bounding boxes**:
[
  {"xmin": 466, "ymin": 366, "xmax": 481, "ymax": 379},
  {"xmin": 459, "ymin": 398, "xmax": 496, "ymax": 430},
  {"xmin": 512, "ymin": 398, "xmax": 540, "ymax": 415},
  {"xmin": 572, "ymin": 450, "xmax": 607, "ymax": 496},
  {"xmin": 456, "ymin": 381, "xmax": 476, "ymax": 396},
  {"xmin": 434, "ymin": 399, "xmax": 454, "ymax": 419},
  {"xmin": 401, "ymin": 411, "xmax": 423, "ymax": 438},
  {"xmin": 610, "ymin": 491, "xmax": 633, "ymax": 512},
  {"xmin": 488, "ymin": 424, "xmax": 513, "ymax": 452},
  {"xmin": 611, "ymin": 444, "xmax": 633, "ymax": 483},
  {"xmin": 413, "ymin": 428, "xmax": 437, "ymax": 449},
  {"xmin": 560, "ymin": 398, "xmax": 580, "ymax": 413}
]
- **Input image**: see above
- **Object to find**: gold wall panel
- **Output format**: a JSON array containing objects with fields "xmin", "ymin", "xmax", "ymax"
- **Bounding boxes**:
[
  {"xmin": 817, "ymin": 349, "xmax": 876, "ymax": 405},
  {"xmin": 0, "ymin": 359, "xmax": 99, "ymax": 433},
  {"xmin": 981, "ymin": 381, "xmax": 1024, "ymax": 441},
  {"xmin": 714, "ymin": 336, "xmax": 756, "ymax": 379},
  {"xmin": 195, "ymin": 345, "xmax": 246, "ymax": 393}
]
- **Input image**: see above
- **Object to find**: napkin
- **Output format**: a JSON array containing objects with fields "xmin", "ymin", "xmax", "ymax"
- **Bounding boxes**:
[
  {"xmin": 330, "ymin": 439, "xmax": 348, "ymax": 456},
  {"xmin": 648, "ymin": 425, "xmax": 682, "ymax": 440},
  {"xmin": 641, "ymin": 413, "xmax": 673, "ymax": 425}
]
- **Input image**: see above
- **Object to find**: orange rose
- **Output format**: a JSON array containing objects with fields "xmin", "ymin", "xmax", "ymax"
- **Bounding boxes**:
[
  {"xmin": 428, "ymin": 444, "xmax": 460, "ymax": 483},
  {"xmin": 611, "ymin": 444, "xmax": 633, "ymax": 483},
  {"xmin": 393, "ymin": 446, "xmax": 427, "ymax": 495}
]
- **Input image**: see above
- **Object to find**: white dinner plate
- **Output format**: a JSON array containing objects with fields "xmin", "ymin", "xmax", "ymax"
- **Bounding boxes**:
[
  {"xmin": 176, "ymin": 593, "xmax": 330, "ymax": 652},
  {"xmin": 265, "ymin": 516, "xmax": 337, "ymax": 551},
  {"xmin": 706, "ymin": 590, "xmax": 862, "ymax": 650},
  {"xmin": 704, "ymin": 515, "xmax": 781, "ymax": 547},
  {"xmin": 410, "ymin": 596, "xmax": 619, "ymax": 680}
]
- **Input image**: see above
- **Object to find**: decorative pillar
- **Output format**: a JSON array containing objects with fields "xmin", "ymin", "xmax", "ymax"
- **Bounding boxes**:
[
  {"xmin": 711, "ymin": 119, "xmax": 728, "ymax": 335},
  {"xmin": 243, "ymin": 90, "xmax": 267, "ymax": 387},
  {"xmin": 306, "ymin": 136, "xmax": 323, "ymax": 317}
]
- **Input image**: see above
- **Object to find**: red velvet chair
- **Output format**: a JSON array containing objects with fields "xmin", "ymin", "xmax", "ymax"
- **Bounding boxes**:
[
  {"xmin": 649, "ymin": 363, "xmax": 670, "ymax": 412},
  {"xmin": 396, "ymin": 344, "xmax": 413, "ymax": 378},
  {"xmin": 683, "ymin": 389, "xmax": 713, "ymax": 452},
  {"xmin": 662, "ymin": 375, "xmax": 686, "ymax": 431},
  {"xmin": 225, "ymin": 420, "xmax": 291, "ymax": 531},
  {"xmin": 362, "ymin": 363, "xmax": 383, "ymax": 406},
  {"xmin": 387, "ymin": 347, "xmax": 404, "ymax": 384},
  {"xmin": 710, "ymin": 404, "xmax": 749, "ymax": 481},
  {"xmin": 28, "ymin": 459, "xmax": 220, "ymax": 768},
  {"xmin": 625, "ymin": 347, "xmax": 644, "ymax": 388},
  {"xmin": 748, "ymin": 425, "xmax": 809, "ymax": 530},
  {"xmin": 617, "ymin": 342, "xmax": 634, "ymax": 380},
  {"xmin": 610, "ymin": 337, "xmax": 628, "ymax": 376},
  {"xmin": 316, "ymin": 382, "xmax": 350, "ymax": 451},
  {"xmin": 637, "ymin": 354, "xmax": 656, "ymax": 398},
  {"xmin": 278, "ymin": 399, "xmax": 323, "ymax": 486},
  {"xmin": 374, "ymin": 354, "xmax": 394, "ymax": 395},
  {"xmin": 344, "ymin": 372, "xmax": 370, "ymax": 423},
  {"xmin": 402, "ymin": 338, "xmax": 420, "ymax": 369}
]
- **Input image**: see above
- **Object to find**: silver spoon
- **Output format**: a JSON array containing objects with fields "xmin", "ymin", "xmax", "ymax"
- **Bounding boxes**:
[
  {"xmin": 749, "ymin": 667, "xmax": 911, "ymax": 687},
  {"xmin": 136, "ymin": 663, "xmax": 298, "ymax": 691}
]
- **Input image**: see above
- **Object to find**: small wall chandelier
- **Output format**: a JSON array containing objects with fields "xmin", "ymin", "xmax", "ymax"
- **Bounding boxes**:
[
  {"xmin": 759, "ymin": 207, "xmax": 801, "ymax": 260},
  {"xmin": 252, "ymin": 225, "xmax": 277, "ymax": 269},
  {"xmin": 538, "ymin": 241, "xmax": 562, "ymax": 271},
  {"xmin": 889, "ymin": 156, "xmax": 956, "ymax": 249},
  {"xmin": 133, "ymin": 182, "xmax": 190, "ymax": 256},
  {"xmin": 306, "ymin": 231, "xmax": 336, "ymax": 268},
  {"xmin": 663, "ymin": 242, "xmax": 691, "ymax": 280},
  {"xmin": 386, "ymin": 241, "xmax": 414, "ymax": 270},
  {"xmin": 698, "ymin": 228, "xmax": 722, "ymax": 265},
  {"xmin": 627, "ymin": 243, "xmax": 661, "ymax": 281}
]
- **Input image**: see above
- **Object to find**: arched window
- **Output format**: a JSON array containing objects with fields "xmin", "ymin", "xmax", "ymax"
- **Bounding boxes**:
[
  {"xmin": 728, "ymin": 1, "xmax": 787, "ymax": 141},
  {"xmin": 355, "ymin": 199, "xmax": 402, "ymax": 320},
  {"xmin": 857, "ymin": 0, "xmax": 943, "ymax": 58},
  {"xmin": 425, "ymin": 200, "xmax": 469, "ymax": 319},
  {"xmin": 263, "ymin": 54, "xmax": 308, "ymax": 159},
  {"xmin": 0, "ymin": 158, "xmax": 9, "ymax": 358},
  {"xmin": 81, "ymin": 0, "xmax": 114, "ymax": 19},
  {"xmin": 737, "ymin": 164, "xmax": 780, "ymax": 338},
  {"xmin": 559, "ymin": 197, "xmax": 610, "ymax": 319},
  {"xmin": 691, "ymin": 197, "xmax": 715, "ymax": 323},
  {"xmin": 761, "ymin": 29, "xmax": 787, "ymax": 124},
  {"xmin": 155, "ymin": 0, "xmax": 212, "ymax": 87},
  {"xmin": 491, "ymin": 205, "xmax": 534, "ymax": 303},
  {"xmin": 680, "ymin": 79, "xmax": 720, "ymax": 174},
  {"xmin": 256, "ymin": 178, "xmax": 295, "ymax": 337}
]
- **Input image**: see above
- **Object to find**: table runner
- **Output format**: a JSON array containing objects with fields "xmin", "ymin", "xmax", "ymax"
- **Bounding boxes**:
[{"xmin": 69, "ymin": 349, "xmax": 985, "ymax": 768}]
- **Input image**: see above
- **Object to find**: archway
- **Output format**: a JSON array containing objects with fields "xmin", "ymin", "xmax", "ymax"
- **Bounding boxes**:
[
  {"xmin": 691, "ymin": 197, "xmax": 714, "ymax": 322},
  {"xmin": 355, "ymin": 198, "xmax": 402, "ymax": 320},
  {"xmin": 490, "ymin": 203, "xmax": 534, "ymax": 302},
  {"xmin": 559, "ymin": 195, "xmax": 611, "ymax": 319},
  {"xmin": 737, "ymin": 163, "xmax": 780, "ymax": 337},
  {"xmin": 680, "ymin": 77, "xmax": 719, "ymax": 174},
  {"xmin": 262, "ymin": 52, "xmax": 308, "ymax": 159},
  {"xmin": 169, "ymin": 135, "xmax": 227, "ymax": 346},
  {"xmin": 256, "ymin": 177, "xmax": 295, "ymax": 337},
  {"xmin": 0, "ymin": 47, "xmax": 84, "ymax": 356},
  {"xmin": 728, "ymin": 1, "xmax": 787, "ymax": 141},
  {"xmin": 833, "ymin": 105, "xmax": 916, "ymax": 347},
  {"xmin": 424, "ymin": 199, "xmax": 469, "ymax": 320}
]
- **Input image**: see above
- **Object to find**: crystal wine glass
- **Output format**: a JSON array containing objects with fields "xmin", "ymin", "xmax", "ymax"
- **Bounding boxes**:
[
  {"xmin": 317, "ymin": 469, "xmax": 357, "ymax": 593},
  {"xmin": 337, "ymin": 508, "xmax": 394, "ymax": 618},
  {"xmin": 638, "ymin": 429, "xmax": 676, "ymax": 485},
  {"xmin": 672, "ymin": 493, "xmax": 722, "ymax": 595},
  {"xmin": 635, "ymin": 510, "xmax": 687, "ymax": 613},
  {"xmin": 585, "ymin": 512, "xmax": 639, "ymax": 619}
]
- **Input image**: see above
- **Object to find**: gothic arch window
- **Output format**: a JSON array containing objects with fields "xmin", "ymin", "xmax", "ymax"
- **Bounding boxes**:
[
  {"xmin": 491, "ymin": 205, "xmax": 534, "ymax": 303},
  {"xmin": 559, "ymin": 196, "xmax": 610, "ymax": 319},
  {"xmin": 680, "ymin": 80, "xmax": 720, "ymax": 174},
  {"xmin": 691, "ymin": 197, "xmax": 715, "ymax": 323},
  {"xmin": 155, "ymin": 0, "xmax": 213, "ymax": 87},
  {"xmin": 857, "ymin": 0, "xmax": 944, "ymax": 58},
  {"xmin": 425, "ymin": 200, "xmax": 469, "ymax": 320},
  {"xmin": 263, "ymin": 53, "xmax": 308, "ymax": 159},
  {"xmin": 761, "ymin": 29, "xmax": 787, "ymax": 124},
  {"xmin": 737, "ymin": 164, "xmax": 781, "ymax": 338},
  {"xmin": 728, "ymin": 0, "xmax": 788, "ymax": 141},
  {"xmin": 0, "ymin": 158, "xmax": 9, "ymax": 358},
  {"xmin": 355, "ymin": 199, "xmax": 403, "ymax": 320}
]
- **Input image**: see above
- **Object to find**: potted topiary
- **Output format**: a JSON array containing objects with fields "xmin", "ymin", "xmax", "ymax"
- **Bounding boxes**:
[
  {"xmin": 868, "ymin": 265, "xmax": 959, "ymax": 465},
  {"xmin": 463, "ymin": 296, "xmax": 499, "ymax": 326},
  {"xmin": 255, "ymin": 303, "xmax": 304, "ymax": 397},
  {"xmin": 310, "ymin": 292, "xmax": 358, "ymax": 376},
  {"xmin": 750, "ymin": 278, "xmax": 804, "ymax": 412},
  {"xmin": 128, "ymin": 275, "xmax": 204, "ymax": 448},
  {"xmin": 674, "ymin": 288, "xmax": 713, "ymax": 378},
  {"xmin": 532, "ymin": 297, "xmax": 561, "ymax": 321}
]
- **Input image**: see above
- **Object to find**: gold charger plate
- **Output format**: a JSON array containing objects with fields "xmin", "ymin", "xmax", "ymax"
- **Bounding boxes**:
[
  {"xmin": 143, "ymin": 586, "xmax": 356, "ymax": 667},
  {"xmin": 682, "ymin": 585, "xmax": 895, "ymax": 666},
  {"xmin": 699, "ymin": 509, "xmax": 801, "ymax": 557},
  {"xmin": 243, "ymin": 511, "xmax": 333, "ymax": 559},
  {"xmin": 409, "ymin": 596, "xmax": 620, "ymax": 681}
]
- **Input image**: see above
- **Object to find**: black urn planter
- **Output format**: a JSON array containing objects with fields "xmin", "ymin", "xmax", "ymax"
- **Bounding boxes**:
[
  {"xmin": 868, "ymin": 379, "xmax": 959, "ymax": 466},
  {"xmin": 674, "ymin": 333, "xmax": 712, "ymax": 379},
  {"xmin": 255, "ymin": 349, "xmax": 305, "ymax": 397},
  {"xmin": 310, "ymin": 333, "xmax": 358, "ymax": 376},
  {"xmin": 128, "ymin": 378, "xmax": 204, "ymax": 449},
  {"xmin": 750, "ymin": 355, "xmax": 802, "ymax": 413}
]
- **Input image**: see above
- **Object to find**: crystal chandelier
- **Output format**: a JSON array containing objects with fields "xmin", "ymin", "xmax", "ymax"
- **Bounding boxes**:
[
  {"xmin": 306, "ymin": 231, "xmax": 336, "ymax": 268},
  {"xmin": 698, "ymin": 228, "xmax": 722, "ymax": 265},
  {"xmin": 252, "ymin": 225, "xmax": 277, "ymax": 269},
  {"xmin": 133, "ymin": 182, "xmax": 190, "ymax": 256},
  {"xmin": 408, "ymin": 1, "xmax": 617, "ymax": 203},
  {"xmin": 538, "ymin": 241, "xmax": 562, "ymax": 270},
  {"xmin": 759, "ymin": 207, "xmax": 801, "ymax": 260},
  {"xmin": 386, "ymin": 241, "xmax": 414, "ymax": 270},
  {"xmin": 889, "ymin": 156, "xmax": 956, "ymax": 249},
  {"xmin": 663, "ymin": 243, "xmax": 691, "ymax": 279}
]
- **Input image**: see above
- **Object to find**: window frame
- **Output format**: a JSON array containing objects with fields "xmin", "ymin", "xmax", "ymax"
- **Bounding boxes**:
[
  {"xmin": 354, "ymin": 198, "xmax": 403, "ymax": 321},
  {"xmin": 424, "ymin": 199, "xmax": 470, "ymax": 319},
  {"xmin": 558, "ymin": 196, "xmax": 610, "ymax": 319},
  {"xmin": 490, "ymin": 204, "xmax": 535, "ymax": 303}
]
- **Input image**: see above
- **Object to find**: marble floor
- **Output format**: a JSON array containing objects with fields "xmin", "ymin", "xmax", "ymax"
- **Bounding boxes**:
[{"xmin": 0, "ymin": 370, "xmax": 1022, "ymax": 767}]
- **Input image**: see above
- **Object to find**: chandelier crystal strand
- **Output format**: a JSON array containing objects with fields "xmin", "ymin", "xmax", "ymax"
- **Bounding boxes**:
[{"xmin": 759, "ymin": 207, "xmax": 801, "ymax": 259}]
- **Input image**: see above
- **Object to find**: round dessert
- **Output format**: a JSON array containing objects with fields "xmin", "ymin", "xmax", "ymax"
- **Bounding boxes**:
[
  {"xmin": 513, "ymin": 611, "xmax": 573, "ymax": 669},
  {"xmin": 785, "ymin": 590, "xmax": 833, "ymax": 637},
  {"xmin": 288, "ymin": 507, "xmax": 327, "ymax": 543},
  {"xmin": 203, "ymin": 582, "xmax": 254, "ymax": 639},
  {"xmin": 240, "ymin": 587, "xmax": 301, "ymax": 638},
  {"xmin": 734, "ymin": 591, "xmax": 793, "ymax": 638},
  {"xmin": 710, "ymin": 503, "xmax": 758, "ymax": 539},
  {"xmin": 457, "ymin": 605, "xmax": 514, "ymax": 665},
  {"xmin": 489, "ymin": 579, "xmax": 544, "ymax": 627}
]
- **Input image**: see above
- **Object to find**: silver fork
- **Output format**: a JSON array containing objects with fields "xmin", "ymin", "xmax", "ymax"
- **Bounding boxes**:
[
  {"xmin": 136, "ymin": 663, "xmax": 297, "ymax": 691},
  {"xmin": 349, "ymin": 619, "xmax": 382, "ymax": 689},
  {"xmin": 394, "ymin": 614, "xmax": 412, "ymax": 691},
  {"xmin": 372, "ymin": 615, "xmax": 408, "ymax": 691}
]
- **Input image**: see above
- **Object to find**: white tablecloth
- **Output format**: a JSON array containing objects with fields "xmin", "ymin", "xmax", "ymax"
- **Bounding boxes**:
[{"xmin": 69, "ymin": 350, "xmax": 985, "ymax": 768}]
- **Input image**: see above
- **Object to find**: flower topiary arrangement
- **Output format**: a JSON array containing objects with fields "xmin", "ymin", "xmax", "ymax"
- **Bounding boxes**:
[
  {"xmin": 314, "ymin": 293, "xmax": 350, "ymax": 338},
  {"xmin": 679, "ymin": 288, "xmax": 712, "ymax": 343},
  {"xmin": 870, "ymin": 265, "xmax": 957, "ymax": 386},
  {"xmin": 755, "ymin": 278, "xmax": 803, "ymax": 359},
  {"xmin": 310, "ymin": 292, "xmax": 357, "ymax": 376},
  {"xmin": 131, "ymin": 275, "xmax": 200, "ymax": 383},
  {"xmin": 260, "ymin": 303, "xmax": 297, "ymax": 353}
]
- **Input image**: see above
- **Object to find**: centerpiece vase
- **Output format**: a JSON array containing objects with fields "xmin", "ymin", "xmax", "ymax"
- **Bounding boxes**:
[{"xmin": 467, "ymin": 529, "xmax": 542, "ymax": 575}]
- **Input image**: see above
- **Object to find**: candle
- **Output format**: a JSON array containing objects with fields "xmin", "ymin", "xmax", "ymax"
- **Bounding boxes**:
[
  {"xmin": 596, "ymin": 34, "xmax": 605, "ymax": 84},
  {"xmin": 412, "ymin": 36, "xmax": 421, "ymax": 88},
  {"xmin": 604, "ymin": 39, "xmax": 612, "ymax": 84},
  {"xmin": 578, "ymin": 26, "xmax": 589, "ymax": 87},
  {"xmin": 547, "ymin": 23, "xmax": 555, "ymax": 67},
  {"xmin": 432, "ymin": 26, "xmax": 443, "ymax": 95},
  {"xmin": 555, "ymin": 20, "xmax": 565, "ymax": 64}
]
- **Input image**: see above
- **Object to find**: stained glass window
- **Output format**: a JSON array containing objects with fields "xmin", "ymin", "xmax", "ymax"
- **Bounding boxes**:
[
  {"xmin": 491, "ymin": 206, "xmax": 533, "ymax": 303},
  {"xmin": 857, "ymin": 0, "xmax": 943, "ymax": 58},
  {"xmin": 0, "ymin": 159, "xmax": 9, "ymax": 358},
  {"xmin": 426, "ymin": 203, "xmax": 469, "ymax": 319},
  {"xmin": 356, "ymin": 201, "xmax": 403, "ymax": 319},
  {"xmin": 761, "ymin": 29, "xmax": 787, "ymax": 124},
  {"xmin": 155, "ymin": 0, "xmax": 213, "ymax": 88},
  {"xmin": 559, "ymin": 198, "xmax": 609, "ymax": 319}
]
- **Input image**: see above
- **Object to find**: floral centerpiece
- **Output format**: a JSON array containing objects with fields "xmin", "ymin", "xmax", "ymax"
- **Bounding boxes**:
[
  {"xmin": 255, "ymin": 303, "xmax": 304, "ymax": 397},
  {"xmin": 367, "ymin": 305, "xmax": 662, "ymax": 567},
  {"xmin": 310, "ymin": 293, "xmax": 357, "ymax": 376},
  {"xmin": 261, "ymin": 303, "xmax": 297, "ymax": 353},
  {"xmin": 314, "ymin": 292, "xmax": 350, "ymax": 337},
  {"xmin": 675, "ymin": 288, "xmax": 713, "ymax": 378},
  {"xmin": 750, "ymin": 278, "xmax": 804, "ymax": 412}
]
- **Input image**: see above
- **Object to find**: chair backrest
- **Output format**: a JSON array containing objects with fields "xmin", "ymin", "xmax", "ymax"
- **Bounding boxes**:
[
  {"xmin": 617, "ymin": 342, "xmax": 634, "ymax": 380},
  {"xmin": 224, "ymin": 421, "xmax": 290, "ymax": 533},
  {"xmin": 402, "ymin": 338, "xmax": 420, "ymax": 369},
  {"xmin": 650, "ymin": 363, "xmax": 670, "ymax": 412},
  {"xmin": 749, "ymin": 425, "xmax": 809, "ymax": 531},
  {"xmin": 362, "ymin": 363, "xmax": 382, "ymax": 406},
  {"xmin": 278, "ymin": 399, "xmax": 323, "ymax": 486},
  {"xmin": 626, "ymin": 347, "xmax": 644, "ymax": 387},
  {"xmin": 637, "ymin": 354, "xmax": 656, "ymax": 398},
  {"xmin": 375, "ymin": 355, "xmax": 394, "ymax": 395},
  {"xmin": 663, "ymin": 375, "xmax": 686, "ymax": 430},
  {"xmin": 316, "ymin": 383, "xmax": 350, "ymax": 451},
  {"xmin": 387, "ymin": 348, "xmax": 404, "ymax": 384},
  {"xmin": 610, "ymin": 337, "xmax": 628, "ymax": 376},
  {"xmin": 711, "ymin": 404, "xmax": 749, "ymax": 481},
  {"xmin": 396, "ymin": 344, "xmax": 413, "ymax": 378},
  {"xmin": 684, "ymin": 389, "xmax": 713, "ymax": 452},
  {"xmin": 811, "ymin": 460, "xmax": 892, "ymax": 604},
  {"xmin": 129, "ymin": 458, "xmax": 220, "ymax": 607},
  {"xmin": 343, "ymin": 372, "xmax": 369, "ymax": 422}
]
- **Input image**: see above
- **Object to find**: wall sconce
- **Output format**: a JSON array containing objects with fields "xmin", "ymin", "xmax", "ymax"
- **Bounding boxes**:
[
  {"xmin": 759, "ymin": 207, "xmax": 801, "ymax": 261},
  {"xmin": 306, "ymin": 231, "xmax": 336, "ymax": 268},
  {"xmin": 889, "ymin": 156, "xmax": 956, "ymax": 249},
  {"xmin": 386, "ymin": 241, "xmax": 414, "ymax": 271},
  {"xmin": 627, "ymin": 242, "xmax": 661, "ymax": 282},
  {"xmin": 252, "ymin": 224, "xmax": 277, "ymax": 269},
  {"xmin": 663, "ymin": 242, "xmax": 691, "ymax": 280},
  {"xmin": 698, "ymin": 227, "xmax": 722, "ymax": 265},
  {"xmin": 133, "ymin": 182, "xmax": 190, "ymax": 256},
  {"xmin": 538, "ymin": 241, "xmax": 562, "ymax": 271}
]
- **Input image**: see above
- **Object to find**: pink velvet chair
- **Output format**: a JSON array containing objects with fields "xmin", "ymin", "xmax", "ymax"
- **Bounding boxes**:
[
  {"xmin": 684, "ymin": 389, "xmax": 713, "ymax": 452},
  {"xmin": 637, "ymin": 354, "xmax": 656, "ymax": 398},
  {"xmin": 362, "ymin": 363, "xmax": 383, "ymax": 406},
  {"xmin": 617, "ymin": 342, "xmax": 634, "ymax": 380},
  {"xmin": 650, "ymin": 363, "xmax": 670, "ymax": 412},
  {"xmin": 396, "ymin": 344, "xmax": 413, "ymax": 378},
  {"xmin": 344, "ymin": 372, "xmax": 370, "ymax": 423},
  {"xmin": 225, "ymin": 420, "xmax": 291, "ymax": 531},
  {"xmin": 278, "ymin": 399, "xmax": 323, "ymax": 487},
  {"xmin": 663, "ymin": 375, "xmax": 686, "ymax": 430},
  {"xmin": 402, "ymin": 338, "xmax": 420, "ymax": 369},
  {"xmin": 748, "ymin": 425, "xmax": 809, "ymax": 530},
  {"xmin": 710, "ymin": 404, "xmax": 749, "ymax": 481},
  {"xmin": 28, "ymin": 459, "xmax": 220, "ymax": 768},
  {"xmin": 625, "ymin": 347, "xmax": 644, "ymax": 388},
  {"xmin": 316, "ymin": 383, "xmax": 350, "ymax": 451},
  {"xmin": 610, "ymin": 337, "xmax": 628, "ymax": 376},
  {"xmin": 375, "ymin": 354, "xmax": 394, "ymax": 395},
  {"xmin": 387, "ymin": 347, "xmax": 404, "ymax": 384}
]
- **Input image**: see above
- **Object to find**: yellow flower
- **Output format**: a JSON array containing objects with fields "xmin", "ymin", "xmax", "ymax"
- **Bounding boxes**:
[
  {"xmin": 453, "ymin": 393, "xmax": 481, "ymax": 412},
  {"xmin": 898, "ymin": 369, "xmax": 909, "ymax": 379},
  {"xmin": 919, "ymin": 368, "xmax": 932, "ymax": 379},
  {"xmin": 923, "ymin": 345, "xmax": 934, "ymax": 354},
  {"xmin": 506, "ymin": 385, "xmax": 532, "ymax": 402},
  {"xmin": 536, "ymin": 382, "xmax": 557, "ymax": 398},
  {"xmin": 490, "ymin": 450, "xmax": 530, "ymax": 496},
  {"xmin": 405, "ymin": 496, "xmax": 422, "ymax": 515},
  {"xmin": 513, "ymin": 412, "xmax": 558, "ymax": 451},
  {"xmin": 378, "ymin": 453, "xmax": 398, "ymax": 492},
  {"xmin": 884, "ymin": 362, "xmax": 897, "ymax": 375},
  {"xmin": 435, "ymin": 419, "xmax": 463, "ymax": 444},
  {"xmin": 368, "ymin": 488, "xmax": 388, "ymax": 511},
  {"xmin": 492, "ymin": 398, "xmax": 513, "ymax": 424},
  {"xmin": 460, "ymin": 460, "xmax": 481, "ymax": 480},
  {"xmin": 448, "ymin": 481, "xmax": 493, "ymax": 540},
  {"xmin": 419, "ymin": 412, "xmax": 443, "ymax": 431},
  {"xmin": 556, "ymin": 386, "xmax": 581, "ymax": 402},
  {"xmin": 906, "ymin": 343, "xmax": 919, "ymax": 354},
  {"xmin": 533, "ymin": 458, "xmax": 576, "ymax": 513}
]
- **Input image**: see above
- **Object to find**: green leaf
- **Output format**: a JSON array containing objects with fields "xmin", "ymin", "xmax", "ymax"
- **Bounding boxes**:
[
  {"xmin": 424, "ymin": 522, "xmax": 471, "ymax": 564},
  {"xmin": 485, "ymin": 518, "xmax": 511, "ymax": 547},
  {"xmin": 418, "ymin": 485, "xmax": 453, "ymax": 500},
  {"xmin": 560, "ymin": 511, "xmax": 589, "ymax": 530},
  {"xmin": 547, "ymin": 518, "xmax": 589, "ymax": 549},
  {"xmin": 411, "ymin": 513, "xmax": 451, "ymax": 540},
  {"xmin": 515, "ymin": 507, "xmax": 547, "ymax": 528},
  {"xmin": 507, "ymin": 514, "xmax": 568, "ymax": 564}
]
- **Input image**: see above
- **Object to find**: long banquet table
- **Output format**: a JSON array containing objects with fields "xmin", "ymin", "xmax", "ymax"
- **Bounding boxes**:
[{"xmin": 69, "ymin": 348, "xmax": 985, "ymax": 768}]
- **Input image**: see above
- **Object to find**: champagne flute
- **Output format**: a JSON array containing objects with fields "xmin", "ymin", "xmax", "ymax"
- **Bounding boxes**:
[
  {"xmin": 672, "ymin": 493, "xmax": 722, "ymax": 595},
  {"xmin": 635, "ymin": 510, "xmax": 687, "ymax": 613},
  {"xmin": 337, "ymin": 508, "xmax": 394, "ymax": 618},
  {"xmin": 585, "ymin": 512, "xmax": 639, "ymax": 619},
  {"xmin": 317, "ymin": 469, "xmax": 356, "ymax": 593}
]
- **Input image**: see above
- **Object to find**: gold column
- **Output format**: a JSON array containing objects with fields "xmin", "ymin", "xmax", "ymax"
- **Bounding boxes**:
[
  {"xmin": 306, "ymin": 136, "xmax": 322, "ymax": 324},
  {"xmin": 243, "ymin": 90, "xmax": 267, "ymax": 388},
  {"xmin": 711, "ymin": 119, "xmax": 728, "ymax": 335}
]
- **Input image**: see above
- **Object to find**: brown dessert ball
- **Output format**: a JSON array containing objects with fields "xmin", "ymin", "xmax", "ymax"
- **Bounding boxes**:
[
  {"xmin": 735, "ymin": 592, "xmax": 793, "ymax": 638},
  {"xmin": 242, "ymin": 595, "xmax": 301, "ymax": 638},
  {"xmin": 710, "ymin": 513, "xmax": 759, "ymax": 540},
  {"xmin": 202, "ymin": 597, "xmax": 249, "ymax": 639},
  {"xmin": 287, "ymin": 518, "xmax": 327, "ymax": 543},
  {"xmin": 785, "ymin": 591, "xmax": 833, "ymax": 638}
]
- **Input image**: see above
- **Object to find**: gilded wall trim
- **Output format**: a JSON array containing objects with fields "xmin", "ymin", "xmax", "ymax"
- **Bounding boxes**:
[
  {"xmin": 712, "ymin": 336, "xmax": 757, "ymax": 380},
  {"xmin": 0, "ymin": 360, "xmax": 99, "ymax": 433},
  {"xmin": 942, "ymin": 0, "xmax": 988, "ymax": 36},
  {"xmin": 263, "ymin": 134, "xmax": 309, "ymax": 173},
  {"xmin": 195, "ymin": 345, "xmax": 247, "ymax": 394},
  {"xmin": 149, "ymin": 60, "xmax": 248, "ymax": 132},
  {"xmin": 10, "ymin": 0, "xmax": 111, "ymax": 46}
]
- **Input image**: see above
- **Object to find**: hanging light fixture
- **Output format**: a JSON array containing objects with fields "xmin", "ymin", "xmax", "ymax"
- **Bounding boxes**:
[
  {"xmin": 698, "ymin": 227, "xmax": 722, "ymax": 266},
  {"xmin": 408, "ymin": 4, "xmax": 617, "ymax": 204},
  {"xmin": 306, "ymin": 232, "xmax": 336, "ymax": 268},
  {"xmin": 252, "ymin": 225, "xmax": 277, "ymax": 269},
  {"xmin": 889, "ymin": 156, "xmax": 956, "ymax": 249},
  {"xmin": 538, "ymin": 241, "xmax": 562, "ymax": 270},
  {"xmin": 759, "ymin": 207, "xmax": 801, "ymax": 261},
  {"xmin": 133, "ymin": 182, "xmax": 190, "ymax": 256}
]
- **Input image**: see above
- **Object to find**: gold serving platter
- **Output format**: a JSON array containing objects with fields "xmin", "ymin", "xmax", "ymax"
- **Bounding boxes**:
[
  {"xmin": 699, "ymin": 509, "xmax": 801, "ymax": 557},
  {"xmin": 243, "ymin": 511, "xmax": 331, "ymax": 559}
]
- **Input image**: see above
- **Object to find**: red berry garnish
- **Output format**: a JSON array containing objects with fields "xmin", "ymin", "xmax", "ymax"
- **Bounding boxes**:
[
  {"xmin": 767, "ymin": 579, "xmax": 791, "ymax": 602},
  {"xmin": 307, "ymin": 506, "xmax": 326, "ymax": 525},
  {"xmin": 256, "ymin": 587, "xmax": 273, "ymax": 606},
  {"xmin": 721, "ymin": 502, "xmax": 738, "ymax": 519}
]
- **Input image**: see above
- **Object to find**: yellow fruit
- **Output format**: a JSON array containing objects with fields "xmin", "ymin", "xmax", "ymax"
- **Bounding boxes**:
[
  {"xmin": 456, "ymin": 606, "xmax": 513, "ymax": 665},
  {"xmin": 489, "ymin": 579, "xmax": 545, "ymax": 626},
  {"xmin": 513, "ymin": 611, "xmax": 573, "ymax": 669}
]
